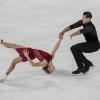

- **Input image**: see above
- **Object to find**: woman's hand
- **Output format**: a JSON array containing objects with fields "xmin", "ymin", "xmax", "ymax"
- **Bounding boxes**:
[{"xmin": 23, "ymin": 49, "xmax": 29, "ymax": 57}]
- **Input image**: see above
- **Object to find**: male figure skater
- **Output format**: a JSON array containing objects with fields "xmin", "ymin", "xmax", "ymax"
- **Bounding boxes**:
[
  {"xmin": 0, "ymin": 38, "xmax": 62, "ymax": 81},
  {"xmin": 59, "ymin": 11, "xmax": 100, "ymax": 74}
]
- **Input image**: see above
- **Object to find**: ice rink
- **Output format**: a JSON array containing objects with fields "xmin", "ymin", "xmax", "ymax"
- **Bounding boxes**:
[{"xmin": 0, "ymin": 0, "xmax": 100, "ymax": 100}]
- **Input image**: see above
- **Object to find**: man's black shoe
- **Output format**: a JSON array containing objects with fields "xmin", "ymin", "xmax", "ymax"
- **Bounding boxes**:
[
  {"xmin": 84, "ymin": 63, "xmax": 94, "ymax": 73},
  {"xmin": 72, "ymin": 68, "xmax": 85, "ymax": 74},
  {"xmin": 90, "ymin": 62, "xmax": 93, "ymax": 67}
]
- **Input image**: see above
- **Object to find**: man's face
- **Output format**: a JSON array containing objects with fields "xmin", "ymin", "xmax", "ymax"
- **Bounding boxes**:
[{"xmin": 82, "ymin": 15, "xmax": 91, "ymax": 24}]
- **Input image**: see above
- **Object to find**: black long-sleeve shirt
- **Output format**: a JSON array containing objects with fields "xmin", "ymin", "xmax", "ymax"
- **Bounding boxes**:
[{"xmin": 70, "ymin": 20, "xmax": 99, "ymax": 43}]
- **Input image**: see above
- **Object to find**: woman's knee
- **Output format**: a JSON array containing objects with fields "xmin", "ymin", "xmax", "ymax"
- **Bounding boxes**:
[{"xmin": 11, "ymin": 57, "xmax": 22, "ymax": 66}]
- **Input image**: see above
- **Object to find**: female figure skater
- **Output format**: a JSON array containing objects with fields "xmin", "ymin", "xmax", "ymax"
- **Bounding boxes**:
[{"xmin": 0, "ymin": 38, "xmax": 62, "ymax": 82}]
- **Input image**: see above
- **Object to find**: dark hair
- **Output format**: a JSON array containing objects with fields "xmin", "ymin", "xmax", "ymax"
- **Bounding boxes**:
[
  {"xmin": 83, "ymin": 11, "xmax": 92, "ymax": 18},
  {"xmin": 42, "ymin": 66, "xmax": 51, "ymax": 74}
]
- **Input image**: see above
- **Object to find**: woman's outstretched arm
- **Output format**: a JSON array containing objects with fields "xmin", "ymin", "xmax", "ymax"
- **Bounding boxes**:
[{"xmin": 50, "ymin": 39, "xmax": 62, "ymax": 58}]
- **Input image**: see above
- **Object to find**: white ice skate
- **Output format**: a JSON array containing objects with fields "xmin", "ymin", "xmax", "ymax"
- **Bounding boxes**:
[{"xmin": 0, "ymin": 73, "xmax": 7, "ymax": 82}]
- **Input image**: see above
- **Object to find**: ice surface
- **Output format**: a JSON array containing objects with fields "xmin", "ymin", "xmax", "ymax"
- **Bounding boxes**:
[{"xmin": 0, "ymin": 0, "xmax": 100, "ymax": 100}]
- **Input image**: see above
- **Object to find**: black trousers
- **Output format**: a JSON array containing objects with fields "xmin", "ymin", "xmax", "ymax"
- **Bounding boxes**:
[{"xmin": 70, "ymin": 42, "xmax": 100, "ymax": 69}]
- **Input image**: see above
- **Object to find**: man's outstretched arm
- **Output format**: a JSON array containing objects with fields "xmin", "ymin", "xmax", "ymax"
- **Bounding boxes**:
[
  {"xmin": 59, "ymin": 20, "xmax": 83, "ymax": 39},
  {"xmin": 59, "ymin": 26, "xmax": 71, "ymax": 39}
]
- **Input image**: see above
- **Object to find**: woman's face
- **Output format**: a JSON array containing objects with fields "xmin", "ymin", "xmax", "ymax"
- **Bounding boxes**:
[{"xmin": 47, "ymin": 61, "xmax": 55, "ymax": 73}]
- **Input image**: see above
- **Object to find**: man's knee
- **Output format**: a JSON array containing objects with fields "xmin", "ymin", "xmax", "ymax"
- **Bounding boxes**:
[
  {"xmin": 70, "ymin": 45, "xmax": 76, "ymax": 52},
  {"xmin": 70, "ymin": 44, "xmax": 81, "ymax": 53}
]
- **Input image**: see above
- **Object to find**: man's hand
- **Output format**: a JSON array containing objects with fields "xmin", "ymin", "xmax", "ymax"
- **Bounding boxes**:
[
  {"xmin": 59, "ymin": 27, "xmax": 71, "ymax": 40},
  {"xmin": 70, "ymin": 31, "xmax": 81, "ymax": 39},
  {"xmin": 23, "ymin": 49, "xmax": 29, "ymax": 57},
  {"xmin": 40, "ymin": 59, "xmax": 48, "ymax": 67}
]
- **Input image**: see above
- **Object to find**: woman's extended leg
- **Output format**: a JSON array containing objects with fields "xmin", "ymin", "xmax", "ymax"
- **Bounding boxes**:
[
  {"xmin": 6, "ymin": 57, "xmax": 22, "ymax": 75},
  {"xmin": 0, "ymin": 57, "xmax": 22, "ymax": 82},
  {"xmin": 1, "ymin": 40, "xmax": 25, "ymax": 49}
]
